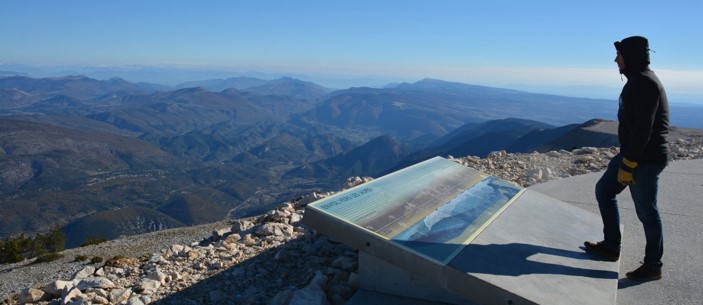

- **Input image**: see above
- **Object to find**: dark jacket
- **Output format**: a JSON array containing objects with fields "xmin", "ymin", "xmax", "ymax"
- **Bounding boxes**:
[
  {"xmin": 617, "ymin": 68, "xmax": 669, "ymax": 164},
  {"xmin": 615, "ymin": 36, "xmax": 669, "ymax": 165}
]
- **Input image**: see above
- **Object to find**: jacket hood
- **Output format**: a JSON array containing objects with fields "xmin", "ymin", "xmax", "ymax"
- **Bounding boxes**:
[{"xmin": 614, "ymin": 36, "xmax": 650, "ymax": 74}]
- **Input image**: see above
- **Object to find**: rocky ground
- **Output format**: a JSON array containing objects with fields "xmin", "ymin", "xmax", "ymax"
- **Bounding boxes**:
[{"xmin": 2, "ymin": 137, "xmax": 701, "ymax": 305}]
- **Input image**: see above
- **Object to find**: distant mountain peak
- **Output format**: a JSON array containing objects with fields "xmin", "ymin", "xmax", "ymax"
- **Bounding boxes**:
[
  {"xmin": 267, "ymin": 77, "xmax": 324, "ymax": 87},
  {"xmin": 172, "ymin": 86, "xmax": 208, "ymax": 94},
  {"xmin": 107, "ymin": 76, "xmax": 129, "ymax": 83},
  {"xmin": 416, "ymin": 77, "xmax": 449, "ymax": 84},
  {"xmin": 244, "ymin": 77, "xmax": 332, "ymax": 100},
  {"xmin": 52, "ymin": 75, "xmax": 92, "ymax": 81}
]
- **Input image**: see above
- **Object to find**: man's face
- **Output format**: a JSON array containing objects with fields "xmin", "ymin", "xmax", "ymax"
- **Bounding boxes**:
[{"xmin": 615, "ymin": 51, "xmax": 626, "ymax": 72}]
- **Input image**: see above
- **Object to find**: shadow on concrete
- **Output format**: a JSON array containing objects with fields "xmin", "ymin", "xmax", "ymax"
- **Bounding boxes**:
[
  {"xmin": 395, "ymin": 241, "xmax": 618, "ymax": 279},
  {"xmin": 617, "ymin": 278, "xmax": 648, "ymax": 289},
  {"xmin": 577, "ymin": 245, "xmax": 622, "ymax": 262}
]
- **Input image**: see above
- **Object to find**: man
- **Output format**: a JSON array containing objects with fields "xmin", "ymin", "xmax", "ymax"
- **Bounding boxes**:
[{"xmin": 584, "ymin": 36, "xmax": 669, "ymax": 281}]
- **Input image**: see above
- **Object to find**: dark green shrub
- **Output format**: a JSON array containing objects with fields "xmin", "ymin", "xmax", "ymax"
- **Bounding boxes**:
[
  {"xmin": 33, "ymin": 253, "xmax": 65, "ymax": 264},
  {"xmin": 105, "ymin": 255, "xmax": 126, "ymax": 267},
  {"xmin": 1, "ymin": 236, "xmax": 27, "ymax": 264},
  {"xmin": 90, "ymin": 256, "xmax": 103, "ymax": 264},
  {"xmin": 80, "ymin": 236, "xmax": 109, "ymax": 247},
  {"xmin": 0, "ymin": 226, "xmax": 66, "ymax": 264},
  {"xmin": 74, "ymin": 255, "xmax": 89, "ymax": 262},
  {"xmin": 39, "ymin": 226, "xmax": 66, "ymax": 253}
]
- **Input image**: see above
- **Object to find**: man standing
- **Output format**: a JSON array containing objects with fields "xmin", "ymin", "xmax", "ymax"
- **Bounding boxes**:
[{"xmin": 584, "ymin": 36, "xmax": 669, "ymax": 281}]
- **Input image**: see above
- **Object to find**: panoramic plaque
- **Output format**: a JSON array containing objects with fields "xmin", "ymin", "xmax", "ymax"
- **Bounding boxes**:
[{"xmin": 308, "ymin": 156, "xmax": 523, "ymax": 264}]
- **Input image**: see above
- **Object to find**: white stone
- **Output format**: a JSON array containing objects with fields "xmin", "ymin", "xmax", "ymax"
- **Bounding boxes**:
[
  {"xmin": 170, "ymin": 244, "xmax": 185, "ymax": 255},
  {"xmin": 136, "ymin": 278, "xmax": 161, "ymax": 294},
  {"xmin": 193, "ymin": 261, "xmax": 207, "ymax": 270},
  {"xmin": 212, "ymin": 227, "xmax": 230, "ymax": 239},
  {"xmin": 290, "ymin": 213, "xmax": 304, "ymax": 226},
  {"xmin": 211, "ymin": 260, "xmax": 225, "ymax": 269},
  {"xmin": 126, "ymin": 296, "xmax": 146, "ymax": 305},
  {"xmin": 68, "ymin": 297, "xmax": 91, "ymax": 305},
  {"xmin": 170, "ymin": 271, "xmax": 183, "ymax": 281},
  {"xmin": 42, "ymin": 279, "xmax": 74, "ymax": 297},
  {"xmin": 94, "ymin": 267, "xmax": 105, "ymax": 277},
  {"xmin": 186, "ymin": 249, "xmax": 200, "ymax": 260},
  {"xmin": 62, "ymin": 286, "xmax": 83, "ymax": 305},
  {"xmin": 19, "ymin": 288, "xmax": 49, "ymax": 304},
  {"xmin": 528, "ymin": 168, "xmax": 543, "ymax": 180},
  {"xmin": 90, "ymin": 288, "xmax": 110, "ymax": 299},
  {"xmin": 280, "ymin": 202, "xmax": 296, "ymax": 212},
  {"xmin": 89, "ymin": 293, "xmax": 110, "ymax": 305},
  {"xmin": 109, "ymin": 288, "xmax": 133, "ymax": 304},
  {"xmin": 575, "ymin": 155, "xmax": 594, "ymax": 163},
  {"xmin": 147, "ymin": 269, "xmax": 168, "ymax": 284},
  {"xmin": 149, "ymin": 254, "xmax": 166, "ymax": 264},
  {"xmin": 256, "ymin": 222, "xmax": 294, "ymax": 237},
  {"xmin": 71, "ymin": 266, "xmax": 95, "ymax": 280},
  {"xmin": 77, "ymin": 277, "xmax": 116, "ymax": 290},
  {"xmin": 242, "ymin": 234, "xmax": 257, "ymax": 246},
  {"xmin": 232, "ymin": 219, "xmax": 254, "ymax": 233},
  {"xmin": 138, "ymin": 296, "xmax": 152, "ymax": 305},
  {"xmin": 224, "ymin": 233, "xmax": 242, "ymax": 244}
]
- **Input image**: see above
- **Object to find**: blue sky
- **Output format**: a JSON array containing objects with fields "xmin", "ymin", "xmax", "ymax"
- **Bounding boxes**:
[{"xmin": 2, "ymin": 0, "xmax": 702, "ymax": 103}]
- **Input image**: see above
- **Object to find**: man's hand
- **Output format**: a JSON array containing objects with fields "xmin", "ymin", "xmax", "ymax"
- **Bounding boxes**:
[{"xmin": 618, "ymin": 157, "xmax": 638, "ymax": 185}]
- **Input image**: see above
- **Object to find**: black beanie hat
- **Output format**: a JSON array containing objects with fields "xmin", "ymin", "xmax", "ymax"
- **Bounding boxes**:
[{"xmin": 614, "ymin": 36, "xmax": 651, "ymax": 71}]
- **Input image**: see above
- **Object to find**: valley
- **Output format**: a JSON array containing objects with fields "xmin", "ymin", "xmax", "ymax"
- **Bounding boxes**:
[{"xmin": 1, "ymin": 75, "xmax": 701, "ymax": 248}]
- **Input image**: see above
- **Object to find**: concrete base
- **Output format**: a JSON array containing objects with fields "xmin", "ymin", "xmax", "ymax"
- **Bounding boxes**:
[
  {"xmin": 346, "ymin": 289, "xmax": 457, "ymax": 305},
  {"xmin": 358, "ymin": 252, "xmax": 478, "ymax": 305},
  {"xmin": 350, "ymin": 190, "xmax": 620, "ymax": 305}
]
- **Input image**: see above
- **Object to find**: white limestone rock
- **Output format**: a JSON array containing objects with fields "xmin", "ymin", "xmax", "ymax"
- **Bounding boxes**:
[
  {"xmin": 136, "ymin": 278, "xmax": 161, "ymax": 294},
  {"xmin": 18, "ymin": 288, "xmax": 50, "ymax": 304},
  {"xmin": 256, "ymin": 223, "xmax": 294, "ymax": 237},
  {"xmin": 224, "ymin": 233, "xmax": 242, "ymax": 244},
  {"xmin": 212, "ymin": 227, "xmax": 231, "ymax": 240},
  {"xmin": 232, "ymin": 219, "xmax": 255, "ymax": 233},
  {"xmin": 76, "ymin": 277, "xmax": 116, "ymax": 290},
  {"xmin": 109, "ymin": 288, "xmax": 133, "ymax": 304},
  {"xmin": 42, "ymin": 280, "xmax": 74, "ymax": 297},
  {"xmin": 289, "ymin": 212, "xmax": 304, "ymax": 226},
  {"xmin": 61, "ymin": 286, "xmax": 84, "ymax": 305},
  {"xmin": 147, "ymin": 269, "xmax": 168, "ymax": 284},
  {"xmin": 71, "ymin": 266, "xmax": 96, "ymax": 280}
]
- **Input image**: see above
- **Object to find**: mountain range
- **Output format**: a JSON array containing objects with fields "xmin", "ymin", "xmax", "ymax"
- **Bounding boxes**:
[{"xmin": 1, "ymin": 75, "xmax": 701, "ymax": 247}]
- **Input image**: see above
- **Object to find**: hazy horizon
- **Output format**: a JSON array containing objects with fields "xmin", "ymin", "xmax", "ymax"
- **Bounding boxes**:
[
  {"xmin": 2, "ymin": 1, "xmax": 702, "ymax": 104},
  {"xmin": 5, "ymin": 63, "xmax": 703, "ymax": 106}
]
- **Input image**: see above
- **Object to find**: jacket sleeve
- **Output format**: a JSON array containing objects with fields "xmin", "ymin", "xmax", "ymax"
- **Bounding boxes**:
[{"xmin": 622, "ymin": 79, "xmax": 660, "ymax": 162}]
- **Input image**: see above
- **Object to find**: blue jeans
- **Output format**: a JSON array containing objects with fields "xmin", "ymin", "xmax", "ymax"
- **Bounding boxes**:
[{"xmin": 595, "ymin": 154, "xmax": 665, "ymax": 268}]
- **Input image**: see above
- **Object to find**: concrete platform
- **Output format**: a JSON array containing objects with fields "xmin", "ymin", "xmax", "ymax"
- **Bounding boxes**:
[{"xmin": 530, "ymin": 159, "xmax": 703, "ymax": 305}]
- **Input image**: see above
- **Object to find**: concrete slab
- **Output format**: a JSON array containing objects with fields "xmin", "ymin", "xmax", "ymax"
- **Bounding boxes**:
[
  {"xmin": 447, "ymin": 189, "xmax": 619, "ymax": 305},
  {"xmin": 353, "ymin": 190, "xmax": 620, "ymax": 305},
  {"xmin": 529, "ymin": 159, "xmax": 703, "ymax": 305}
]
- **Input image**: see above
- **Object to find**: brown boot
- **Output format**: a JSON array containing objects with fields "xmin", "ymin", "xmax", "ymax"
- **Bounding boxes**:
[{"xmin": 626, "ymin": 264, "xmax": 662, "ymax": 281}]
